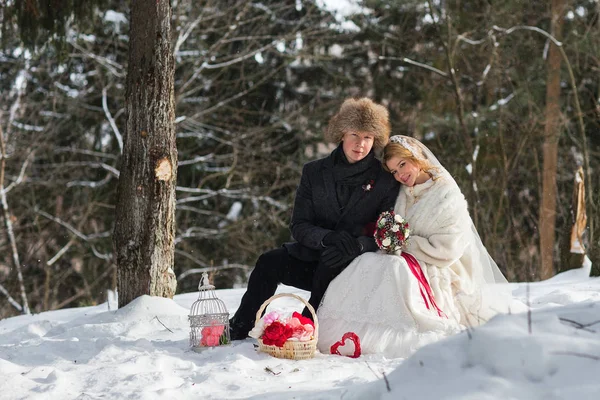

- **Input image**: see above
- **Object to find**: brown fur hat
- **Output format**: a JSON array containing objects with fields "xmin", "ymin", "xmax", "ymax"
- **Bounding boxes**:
[{"xmin": 325, "ymin": 97, "xmax": 391, "ymax": 151}]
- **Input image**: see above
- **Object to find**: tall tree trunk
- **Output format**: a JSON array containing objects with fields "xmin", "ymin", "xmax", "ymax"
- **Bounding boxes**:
[
  {"xmin": 540, "ymin": 0, "xmax": 565, "ymax": 280},
  {"xmin": 114, "ymin": 0, "xmax": 177, "ymax": 308}
]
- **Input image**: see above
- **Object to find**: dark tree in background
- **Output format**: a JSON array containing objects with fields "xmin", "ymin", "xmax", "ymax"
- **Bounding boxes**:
[
  {"xmin": 113, "ymin": 0, "xmax": 178, "ymax": 307},
  {"xmin": 1, "ymin": 0, "xmax": 599, "ymax": 318},
  {"xmin": 1, "ymin": 0, "xmax": 115, "ymax": 315},
  {"xmin": 540, "ymin": 0, "xmax": 566, "ymax": 280},
  {"xmin": 1, "ymin": 0, "xmax": 179, "ymax": 312}
]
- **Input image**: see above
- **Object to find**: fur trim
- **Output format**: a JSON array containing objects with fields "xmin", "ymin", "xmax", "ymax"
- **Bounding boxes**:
[{"xmin": 325, "ymin": 98, "xmax": 391, "ymax": 150}]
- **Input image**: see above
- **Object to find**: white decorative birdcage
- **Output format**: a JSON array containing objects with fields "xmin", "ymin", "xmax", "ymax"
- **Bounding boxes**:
[{"xmin": 189, "ymin": 272, "xmax": 230, "ymax": 350}]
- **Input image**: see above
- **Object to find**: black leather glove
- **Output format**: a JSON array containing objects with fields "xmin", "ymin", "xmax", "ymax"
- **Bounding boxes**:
[
  {"xmin": 320, "ymin": 246, "xmax": 346, "ymax": 269},
  {"xmin": 320, "ymin": 232, "xmax": 363, "ymax": 269},
  {"xmin": 322, "ymin": 231, "xmax": 345, "ymax": 247},
  {"xmin": 336, "ymin": 231, "xmax": 362, "ymax": 259}
]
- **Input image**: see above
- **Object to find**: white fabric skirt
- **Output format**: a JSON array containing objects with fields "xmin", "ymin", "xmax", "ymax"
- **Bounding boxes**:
[{"xmin": 316, "ymin": 252, "xmax": 461, "ymax": 358}]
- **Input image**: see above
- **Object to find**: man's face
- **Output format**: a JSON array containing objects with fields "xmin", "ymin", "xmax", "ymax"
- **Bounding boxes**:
[{"xmin": 341, "ymin": 131, "xmax": 374, "ymax": 163}]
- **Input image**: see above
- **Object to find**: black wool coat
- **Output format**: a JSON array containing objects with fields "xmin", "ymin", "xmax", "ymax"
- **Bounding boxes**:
[{"xmin": 284, "ymin": 150, "xmax": 400, "ymax": 262}]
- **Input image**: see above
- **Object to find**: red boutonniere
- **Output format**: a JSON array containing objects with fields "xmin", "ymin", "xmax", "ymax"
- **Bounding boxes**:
[{"xmin": 362, "ymin": 179, "xmax": 375, "ymax": 192}]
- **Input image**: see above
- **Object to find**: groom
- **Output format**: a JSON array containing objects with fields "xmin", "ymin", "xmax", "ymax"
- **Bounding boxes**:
[{"xmin": 229, "ymin": 97, "xmax": 400, "ymax": 340}]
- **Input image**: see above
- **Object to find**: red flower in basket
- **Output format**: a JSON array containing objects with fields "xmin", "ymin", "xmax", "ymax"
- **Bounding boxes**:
[
  {"xmin": 262, "ymin": 321, "xmax": 294, "ymax": 347},
  {"xmin": 250, "ymin": 308, "xmax": 315, "ymax": 348},
  {"xmin": 292, "ymin": 312, "xmax": 314, "ymax": 328}
]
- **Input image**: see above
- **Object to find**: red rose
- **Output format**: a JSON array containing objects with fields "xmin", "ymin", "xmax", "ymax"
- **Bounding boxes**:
[
  {"xmin": 292, "ymin": 312, "xmax": 315, "ymax": 328},
  {"xmin": 262, "ymin": 321, "xmax": 293, "ymax": 347}
]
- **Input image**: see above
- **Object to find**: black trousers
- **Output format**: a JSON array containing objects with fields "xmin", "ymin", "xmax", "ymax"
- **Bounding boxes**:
[{"xmin": 230, "ymin": 246, "xmax": 348, "ymax": 330}]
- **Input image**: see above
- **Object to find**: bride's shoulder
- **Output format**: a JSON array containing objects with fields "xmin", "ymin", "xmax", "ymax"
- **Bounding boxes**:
[
  {"xmin": 431, "ymin": 177, "xmax": 464, "ymax": 199},
  {"xmin": 425, "ymin": 178, "xmax": 468, "ymax": 213}
]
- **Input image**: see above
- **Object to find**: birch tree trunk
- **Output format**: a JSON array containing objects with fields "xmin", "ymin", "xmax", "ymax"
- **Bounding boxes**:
[
  {"xmin": 539, "ymin": 0, "xmax": 565, "ymax": 280},
  {"xmin": 114, "ymin": 0, "xmax": 177, "ymax": 307}
]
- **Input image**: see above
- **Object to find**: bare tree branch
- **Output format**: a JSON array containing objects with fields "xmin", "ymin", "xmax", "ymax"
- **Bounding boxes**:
[
  {"xmin": 36, "ymin": 209, "xmax": 113, "ymax": 261},
  {"xmin": 176, "ymin": 186, "xmax": 288, "ymax": 210},
  {"xmin": 0, "ymin": 125, "xmax": 31, "ymax": 314},
  {"xmin": 493, "ymin": 23, "xmax": 594, "ymax": 253},
  {"xmin": 40, "ymin": 161, "xmax": 120, "ymax": 178},
  {"xmin": 378, "ymin": 56, "xmax": 449, "ymax": 78},
  {"xmin": 54, "ymin": 147, "xmax": 118, "ymax": 159},
  {"xmin": 47, "ymin": 239, "xmax": 75, "ymax": 267},
  {"xmin": 1, "ymin": 150, "xmax": 34, "ymax": 195},
  {"xmin": 187, "ymin": 65, "xmax": 283, "ymax": 117},
  {"xmin": 67, "ymin": 172, "xmax": 114, "ymax": 188},
  {"xmin": 52, "ymin": 264, "xmax": 115, "ymax": 310},
  {"xmin": 0, "ymin": 282, "xmax": 23, "ymax": 312},
  {"xmin": 69, "ymin": 41, "xmax": 125, "ymax": 78},
  {"xmin": 102, "ymin": 86, "xmax": 123, "ymax": 154},
  {"xmin": 177, "ymin": 265, "xmax": 251, "ymax": 281}
]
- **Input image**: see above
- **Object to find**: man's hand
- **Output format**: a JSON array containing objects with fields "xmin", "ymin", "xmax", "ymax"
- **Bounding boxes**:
[
  {"xmin": 322, "ymin": 231, "xmax": 345, "ymax": 247},
  {"xmin": 320, "ymin": 246, "xmax": 346, "ymax": 269},
  {"xmin": 336, "ymin": 231, "xmax": 362, "ymax": 259},
  {"xmin": 320, "ymin": 231, "xmax": 363, "ymax": 269}
]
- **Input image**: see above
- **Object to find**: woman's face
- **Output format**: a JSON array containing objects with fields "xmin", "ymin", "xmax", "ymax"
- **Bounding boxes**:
[
  {"xmin": 341, "ymin": 131, "xmax": 374, "ymax": 163},
  {"xmin": 385, "ymin": 155, "xmax": 423, "ymax": 186}
]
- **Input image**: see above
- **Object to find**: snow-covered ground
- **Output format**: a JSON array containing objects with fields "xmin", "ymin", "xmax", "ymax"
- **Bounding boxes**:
[{"xmin": 1, "ymin": 266, "xmax": 599, "ymax": 400}]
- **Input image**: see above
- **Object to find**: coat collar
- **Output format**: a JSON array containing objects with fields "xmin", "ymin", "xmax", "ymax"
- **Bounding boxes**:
[{"xmin": 321, "ymin": 146, "xmax": 380, "ymax": 220}]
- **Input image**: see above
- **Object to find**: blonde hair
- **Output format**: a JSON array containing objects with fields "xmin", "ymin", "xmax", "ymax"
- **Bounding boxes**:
[{"xmin": 382, "ymin": 142, "xmax": 432, "ymax": 173}]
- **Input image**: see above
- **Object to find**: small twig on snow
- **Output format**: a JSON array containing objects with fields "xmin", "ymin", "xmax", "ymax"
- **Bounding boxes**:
[
  {"xmin": 559, "ymin": 317, "xmax": 596, "ymax": 333},
  {"xmin": 559, "ymin": 317, "xmax": 600, "ymax": 332},
  {"xmin": 153, "ymin": 316, "xmax": 174, "ymax": 333},
  {"xmin": 582, "ymin": 320, "xmax": 600, "ymax": 329},
  {"xmin": 365, "ymin": 361, "xmax": 391, "ymax": 392},
  {"xmin": 382, "ymin": 371, "xmax": 391, "ymax": 392},
  {"xmin": 552, "ymin": 351, "xmax": 600, "ymax": 361},
  {"xmin": 264, "ymin": 366, "xmax": 280, "ymax": 375}
]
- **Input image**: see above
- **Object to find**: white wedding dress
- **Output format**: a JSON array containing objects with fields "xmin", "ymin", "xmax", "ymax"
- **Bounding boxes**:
[{"xmin": 317, "ymin": 147, "xmax": 514, "ymax": 358}]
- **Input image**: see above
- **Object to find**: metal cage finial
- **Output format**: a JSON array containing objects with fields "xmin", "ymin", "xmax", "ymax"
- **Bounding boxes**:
[{"xmin": 198, "ymin": 272, "xmax": 215, "ymax": 290}]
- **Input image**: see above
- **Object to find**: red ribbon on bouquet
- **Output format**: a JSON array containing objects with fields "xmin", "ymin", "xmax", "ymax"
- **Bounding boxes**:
[{"xmin": 401, "ymin": 252, "xmax": 447, "ymax": 319}]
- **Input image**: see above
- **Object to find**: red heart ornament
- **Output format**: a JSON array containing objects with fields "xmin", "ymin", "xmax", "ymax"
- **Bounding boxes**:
[{"xmin": 330, "ymin": 332, "xmax": 361, "ymax": 358}]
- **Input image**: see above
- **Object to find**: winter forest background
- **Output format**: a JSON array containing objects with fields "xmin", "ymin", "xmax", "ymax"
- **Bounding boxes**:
[{"xmin": 1, "ymin": 0, "xmax": 599, "ymax": 318}]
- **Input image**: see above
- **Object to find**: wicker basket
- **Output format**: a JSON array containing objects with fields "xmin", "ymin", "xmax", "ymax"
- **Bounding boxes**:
[{"xmin": 255, "ymin": 293, "xmax": 318, "ymax": 360}]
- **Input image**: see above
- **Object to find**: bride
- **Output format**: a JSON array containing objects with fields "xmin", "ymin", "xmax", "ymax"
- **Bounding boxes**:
[{"xmin": 316, "ymin": 135, "xmax": 513, "ymax": 358}]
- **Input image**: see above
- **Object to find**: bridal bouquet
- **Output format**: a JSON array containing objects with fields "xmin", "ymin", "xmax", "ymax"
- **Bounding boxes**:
[
  {"xmin": 249, "ymin": 311, "xmax": 315, "ymax": 347},
  {"xmin": 374, "ymin": 210, "xmax": 410, "ymax": 253}
]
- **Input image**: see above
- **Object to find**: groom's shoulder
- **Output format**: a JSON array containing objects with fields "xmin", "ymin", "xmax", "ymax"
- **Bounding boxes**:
[{"xmin": 302, "ymin": 157, "xmax": 326, "ymax": 173}]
